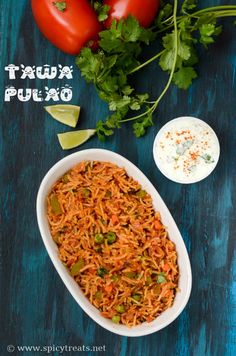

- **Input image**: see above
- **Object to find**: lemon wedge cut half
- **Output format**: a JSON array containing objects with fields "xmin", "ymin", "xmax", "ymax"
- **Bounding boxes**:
[
  {"xmin": 57, "ymin": 129, "xmax": 96, "ymax": 150},
  {"xmin": 44, "ymin": 105, "xmax": 81, "ymax": 128}
]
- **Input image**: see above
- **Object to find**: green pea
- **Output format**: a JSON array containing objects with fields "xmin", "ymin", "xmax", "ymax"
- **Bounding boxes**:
[
  {"xmin": 132, "ymin": 294, "xmax": 141, "ymax": 302},
  {"xmin": 105, "ymin": 190, "xmax": 112, "ymax": 198},
  {"xmin": 95, "ymin": 291, "xmax": 103, "ymax": 300},
  {"xmin": 70, "ymin": 259, "xmax": 84, "ymax": 276},
  {"xmin": 97, "ymin": 267, "xmax": 108, "ymax": 278},
  {"xmin": 125, "ymin": 272, "xmax": 137, "ymax": 279},
  {"xmin": 95, "ymin": 233, "xmax": 104, "ymax": 244},
  {"xmin": 61, "ymin": 174, "xmax": 69, "ymax": 183},
  {"xmin": 112, "ymin": 315, "xmax": 121, "ymax": 324},
  {"xmin": 116, "ymin": 305, "xmax": 125, "ymax": 313},
  {"xmin": 146, "ymin": 276, "xmax": 152, "ymax": 285},
  {"xmin": 82, "ymin": 188, "xmax": 91, "ymax": 198},
  {"xmin": 111, "ymin": 275, "xmax": 120, "ymax": 282},
  {"xmin": 105, "ymin": 232, "xmax": 116, "ymax": 244}
]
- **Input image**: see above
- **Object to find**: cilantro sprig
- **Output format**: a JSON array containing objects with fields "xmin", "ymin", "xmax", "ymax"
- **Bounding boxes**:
[
  {"xmin": 77, "ymin": 1, "xmax": 236, "ymax": 140},
  {"xmin": 76, "ymin": 16, "xmax": 155, "ymax": 140}
]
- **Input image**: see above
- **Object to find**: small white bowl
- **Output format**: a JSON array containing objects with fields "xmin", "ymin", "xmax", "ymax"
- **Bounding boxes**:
[
  {"xmin": 153, "ymin": 117, "xmax": 220, "ymax": 184},
  {"xmin": 36, "ymin": 149, "xmax": 192, "ymax": 337}
]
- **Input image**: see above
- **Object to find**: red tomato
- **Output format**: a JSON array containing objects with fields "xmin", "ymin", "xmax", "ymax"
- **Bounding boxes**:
[
  {"xmin": 104, "ymin": 0, "xmax": 160, "ymax": 28},
  {"xmin": 31, "ymin": 0, "xmax": 102, "ymax": 55}
]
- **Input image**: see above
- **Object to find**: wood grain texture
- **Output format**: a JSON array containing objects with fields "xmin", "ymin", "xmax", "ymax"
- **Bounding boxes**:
[{"xmin": 0, "ymin": 1, "xmax": 235, "ymax": 355}]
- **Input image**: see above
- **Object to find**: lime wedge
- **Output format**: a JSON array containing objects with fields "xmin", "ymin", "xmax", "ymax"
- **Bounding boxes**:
[
  {"xmin": 57, "ymin": 129, "xmax": 96, "ymax": 150},
  {"xmin": 44, "ymin": 105, "xmax": 81, "ymax": 128}
]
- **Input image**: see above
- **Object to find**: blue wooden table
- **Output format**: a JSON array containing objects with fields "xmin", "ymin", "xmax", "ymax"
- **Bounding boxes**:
[{"xmin": 1, "ymin": 1, "xmax": 236, "ymax": 355}]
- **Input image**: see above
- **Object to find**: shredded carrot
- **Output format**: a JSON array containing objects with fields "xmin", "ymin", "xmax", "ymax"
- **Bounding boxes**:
[
  {"xmin": 163, "ymin": 263, "xmax": 170, "ymax": 271},
  {"xmin": 47, "ymin": 161, "xmax": 179, "ymax": 327},
  {"xmin": 104, "ymin": 285, "xmax": 113, "ymax": 293},
  {"xmin": 154, "ymin": 220, "xmax": 162, "ymax": 230},
  {"xmin": 146, "ymin": 315, "xmax": 154, "ymax": 323},
  {"xmin": 111, "ymin": 214, "xmax": 119, "ymax": 225}
]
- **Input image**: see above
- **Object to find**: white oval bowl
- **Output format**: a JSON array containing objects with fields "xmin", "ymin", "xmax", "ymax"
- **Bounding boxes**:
[{"xmin": 36, "ymin": 149, "xmax": 192, "ymax": 337}]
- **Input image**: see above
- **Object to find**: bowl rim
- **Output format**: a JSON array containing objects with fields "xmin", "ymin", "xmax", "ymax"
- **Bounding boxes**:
[
  {"xmin": 153, "ymin": 116, "xmax": 220, "ymax": 184},
  {"xmin": 36, "ymin": 148, "xmax": 192, "ymax": 337}
]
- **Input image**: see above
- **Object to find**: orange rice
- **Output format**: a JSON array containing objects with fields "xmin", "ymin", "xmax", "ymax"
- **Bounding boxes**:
[{"xmin": 47, "ymin": 161, "xmax": 179, "ymax": 327}]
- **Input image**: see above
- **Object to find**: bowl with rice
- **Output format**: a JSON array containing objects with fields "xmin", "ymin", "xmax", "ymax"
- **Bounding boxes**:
[{"xmin": 36, "ymin": 149, "xmax": 192, "ymax": 336}]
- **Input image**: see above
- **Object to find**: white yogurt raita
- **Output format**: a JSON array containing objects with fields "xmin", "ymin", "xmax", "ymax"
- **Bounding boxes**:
[{"xmin": 153, "ymin": 117, "xmax": 220, "ymax": 184}]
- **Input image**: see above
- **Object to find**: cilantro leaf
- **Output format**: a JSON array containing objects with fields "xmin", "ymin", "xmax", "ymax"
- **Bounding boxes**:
[
  {"xmin": 109, "ymin": 95, "xmax": 131, "ymax": 111},
  {"xmin": 159, "ymin": 32, "xmax": 191, "ymax": 72},
  {"xmin": 133, "ymin": 110, "xmax": 153, "ymax": 138},
  {"xmin": 122, "ymin": 85, "xmax": 134, "ymax": 95},
  {"xmin": 195, "ymin": 13, "xmax": 217, "ymax": 28},
  {"xmin": 173, "ymin": 66, "xmax": 197, "ymax": 89},
  {"xmin": 200, "ymin": 23, "xmax": 216, "ymax": 36},
  {"xmin": 76, "ymin": 48, "xmax": 102, "ymax": 83},
  {"xmin": 155, "ymin": 3, "xmax": 173, "ymax": 29},
  {"xmin": 106, "ymin": 111, "xmax": 123, "ymax": 128},
  {"xmin": 99, "ymin": 32, "xmax": 123, "ymax": 53},
  {"xmin": 184, "ymin": 48, "xmax": 199, "ymax": 66},
  {"xmin": 122, "ymin": 16, "xmax": 142, "ymax": 42},
  {"xmin": 178, "ymin": 40, "xmax": 191, "ymax": 61},
  {"xmin": 162, "ymin": 32, "xmax": 175, "ymax": 50},
  {"xmin": 199, "ymin": 23, "xmax": 222, "ymax": 47},
  {"xmin": 178, "ymin": 17, "xmax": 192, "ymax": 32},
  {"xmin": 96, "ymin": 121, "xmax": 114, "ymax": 141},
  {"xmin": 130, "ymin": 100, "xmax": 141, "ymax": 111},
  {"xmin": 181, "ymin": 0, "xmax": 197, "ymax": 14},
  {"xmin": 99, "ymin": 16, "xmax": 153, "ymax": 54},
  {"xmin": 159, "ymin": 49, "xmax": 175, "ymax": 71},
  {"xmin": 139, "ymin": 28, "xmax": 156, "ymax": 44},
  {"xmin": 199, "ymin": 24, "xmax": 215, "ymax": 46},
  {"xmin": 136, "ymin": 93, "xmax": 149, "ymax": 103},
  {"xmin": 98, "ymin": 76, "xmax": 119, "ymax": 95}
]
